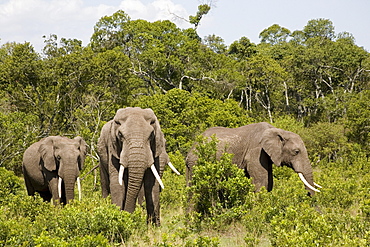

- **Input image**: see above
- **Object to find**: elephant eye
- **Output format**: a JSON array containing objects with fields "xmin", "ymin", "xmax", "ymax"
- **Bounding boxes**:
[
  {"xmin": 150, "ymin": 119, "xmax": 155, "ymax": 125},
  {"xmin": 118, "ymin": 131, "xmax": 124, "ymax": 139},
  {"xmin": 115, "ymin": 120, "xmax": 121, "ymax": 125},
  {"xmin": 293, "ymin": 149, "xmax": 300, "ymax": 155},
  {"xmin": 56, "ymin": 155, "xmax": 61, "ymax": 160}
]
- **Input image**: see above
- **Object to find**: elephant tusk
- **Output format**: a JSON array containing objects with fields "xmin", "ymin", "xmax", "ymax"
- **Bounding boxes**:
[
  {"xmin": 298, "ymin": 173, "xmax": 320, "ymax": 192},
  {"xmin": 168, "ymin": 162, "xmax": 180, "ymax": 175},
  {"xmin": 77, "ymin": 177, "xmax": 81, "ymax": 201},
  {"xmin": 58, "ymin": 177, "xmax": 63, "ymax": 198},
  {"xmin": 151, "ymin": 164, "xmax": 164, "ymax": 190},
  {"xmin": 118, "ymin": 165, "xmax": 124, "ymax": 186},
  {"xmin": 314, "ymin": 182, "xmax": 323, "ymax": 188}
]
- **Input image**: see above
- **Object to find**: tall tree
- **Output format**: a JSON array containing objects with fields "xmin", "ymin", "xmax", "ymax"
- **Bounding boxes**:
[
  {"xmin": 259, "ymin": 24, "xmax": 291, "ymax": 45},
  {"xmin": 189, "ymin": 4, "xmax": 211, "ymax": 30},
  {"xmin": 303, "ymin": 18, "xmax": 335, "ymax": 41},
  {"xmin": 228, "ymin": 37, "xmax": 257, "ymax": 60}
]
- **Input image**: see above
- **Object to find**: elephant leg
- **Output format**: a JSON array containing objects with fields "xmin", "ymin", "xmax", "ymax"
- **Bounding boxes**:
[
  {"xmin": 23, "ymin": 173, "xmax": 36, "ymax": 196},
  {"xmin": 99, "ymin": 161, "xmax": 110, "ymax": 198},
  {"xmin": 246, "ymin": 148, "xmax": 273, "ymax": 192},
  {"xmin": 185, "ymin": 163, "xmax": 196, "ymax": 213},
  {"xmin": 109, "ymin": 171, "xmax": 125, "ymax": 209},
  {"xmin": 108, "ymin": 156, "xmax": 125, "ymax": 209},
  {"xmin": 143, "ymin": 169, "xmax": 160, "ymax": 226},
  {"xmin": 137, "ymin": 186, "xmax": 145, "ymax": 206},
  {"xmin": 38, "ymin": 191, "xmax": 53, "ymax": 202},
  {"xmin": 185, "ymin": 152, "xmax": 196, "ymax": 187},
  {"xmin": 48, "ymin": 177, "xmax": 60, "ymax": 204}
]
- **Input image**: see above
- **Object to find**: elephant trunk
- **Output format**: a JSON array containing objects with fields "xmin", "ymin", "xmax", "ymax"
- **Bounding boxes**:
[
  {"xmin": 293, "ymin": 161, "xmax": 320, "ymax": 195},
  {"xmin": 124, "ymin": 165, "xmax": 146, "ymax": 213},
  {"xmin": 63, "ymin": 175, "xmax": 77, "ymax": 204},
  {"xmin": 59, "ymin": 164, "xmax": 80, "ymax": 204},
  {"xmin": 122, "ymin": 146, "xmax": 153, "ymax": 213}
]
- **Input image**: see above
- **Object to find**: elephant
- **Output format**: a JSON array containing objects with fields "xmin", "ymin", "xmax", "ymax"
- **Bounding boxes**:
[
  {"xmin": 22, "ymin": 136, "xmax": 87, "ymax": 204},
  {"xmin": 186, "ymin": 122, "xmax": 322, "ymax": 196},
  {"xmin": 97, "ymin": 107, "xmax": 178, "ymax": 226}
]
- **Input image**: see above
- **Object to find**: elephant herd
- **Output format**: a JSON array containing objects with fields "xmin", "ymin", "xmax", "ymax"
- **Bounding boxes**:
[{"xmin": 22, "ymin": 107, "xmax": 321, "ymax": 226}]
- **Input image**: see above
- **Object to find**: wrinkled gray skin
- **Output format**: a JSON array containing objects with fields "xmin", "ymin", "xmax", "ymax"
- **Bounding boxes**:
[
  {"xmin": 97, "ymin": 107, "xmax": 167, "ymax": 226},
  {"xmin": 22, "ymin": 136, "xmax": 87, "ymax": 204},
  {"xmin": 186, "ymin": 122, "xmax": 317, "ymax": 196}
]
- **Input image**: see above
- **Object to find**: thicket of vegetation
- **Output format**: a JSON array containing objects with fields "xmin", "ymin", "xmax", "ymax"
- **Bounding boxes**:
[{"xmin": 1, "ymin": 4, "xmax": 369, "ymax": 246}]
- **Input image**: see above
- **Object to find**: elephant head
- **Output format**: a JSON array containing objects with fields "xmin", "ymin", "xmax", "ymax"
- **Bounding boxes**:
[
  {"xmin": 111, "ymin": 107, "xmax": 165, "ymax": 213},
  {"xmin": 260, "ymin": 128, "xmax": 321, "ymax": 195},
  {"xmin": 39, "ymin": 136, "xmax": 87, "ymax": 203}
]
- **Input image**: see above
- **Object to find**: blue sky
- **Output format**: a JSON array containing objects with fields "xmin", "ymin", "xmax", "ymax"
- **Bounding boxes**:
[{"xmin": 1, "ymin": 0, "xmax": 369, "ymax": 52}]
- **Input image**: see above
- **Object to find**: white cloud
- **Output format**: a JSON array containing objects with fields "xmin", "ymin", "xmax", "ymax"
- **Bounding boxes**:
[
  {"xmin": 119, "ymin": 0, "xmax": 189, "ymax": 27},
  {"xmin": 0, "ymin": 0, "xmax": 189, "ymax": 52},
  {"xmin": 119, "ymin": 0, "xmax": 147, "ymax": 14}
]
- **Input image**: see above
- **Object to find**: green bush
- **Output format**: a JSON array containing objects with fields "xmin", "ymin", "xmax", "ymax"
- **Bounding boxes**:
[
  {"xmin": 238, "ymin": 148, "xmax": 370, "ymax": 246},
  {"xmin": 0, "ymin": 190, "xmax": 147, "ymax": 246},
  {"xmin": 302, "ymin": 122, "xmax": 349, "ymax": 163},
  {"xmin": 33, "ymin": 232, "xmax": 111, "ymax": 247},
  {"xmin": 187, "ymin": 135, "xmax": 254, "ymax": 229},
  {"xmin": 270, "ymin": 204, "xmax": 368, "ymax": 246},
  {"xmin": 346, "ymin": 90, "xmax": 370, "ymax": 154},
  {"xmin": 160, "ymin": 151, "xmax": 186, "ymax": 208},
  {"xmin": 134, "ymin": 88, "xmax": 253, "ymax": 155},
  {"xmin": 0, "ymin": 167, "xmax": 22, "ymax": 203},
  {"xmin": 34, "ymin": 199, "xmax": 146, "ymax": 244},
  {"xmin": 0, "ymin": 111, "xmax": 39, "ymax": 174}
]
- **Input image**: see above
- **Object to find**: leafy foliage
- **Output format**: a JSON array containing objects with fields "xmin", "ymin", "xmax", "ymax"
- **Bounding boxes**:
[
  {"xmin": 0, "ymin": 167, "xmax": 22, "ymax": 202},
  {"xmin": 0, "ymin": 111, "xmax": 39, "ymax": 174},
  {"xmin": 346, "ymin": 90, "xmax": 370, "ymax": 153},
  {"xmin": 0, "ymin": 6, "xmax": 369, "ymax": 246},
  {"xmin": 134, "ymin": 88, "xmax": 253, "ymax": 154},
  {"xmin": 0, "ymin": 178, "xmax": 147, "ymax": 246},
  {"xmin": 187, "ymin": 135, "xmax": 255, "ymax": 228}
]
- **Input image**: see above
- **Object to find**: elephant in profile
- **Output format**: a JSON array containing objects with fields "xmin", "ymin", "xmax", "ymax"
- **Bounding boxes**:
[
  {"xmin": 22, "ymin": 136, "xmax": 88, "ymax": 204},
  {"xmin": 97, "ymin": 107, "xmax": 178, "ymax": 226},
  {"xmin": 186, "ymin": 122, "xmax": 321, "ymax": 196}
]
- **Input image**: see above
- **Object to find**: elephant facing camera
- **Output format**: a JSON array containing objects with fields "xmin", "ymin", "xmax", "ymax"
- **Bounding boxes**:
[
  {"xmin": 97, "ymin": 107, "xmax": 178, "ymax": 226},
  {"xmin": 22, "ymin": 136, "xmax": 88, "ymax": 205}
]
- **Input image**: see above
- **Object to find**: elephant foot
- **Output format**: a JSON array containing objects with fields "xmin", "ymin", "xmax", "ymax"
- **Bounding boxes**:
[{"xmin": 147, "ymin": 215, "xmax": 160, "ymax": 227}]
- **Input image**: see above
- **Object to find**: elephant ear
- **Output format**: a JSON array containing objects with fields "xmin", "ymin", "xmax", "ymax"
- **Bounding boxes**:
[
  {"xmin": 39, "ymin": 136, "xmax": 57, "ymax": 171},
  {"xmin": 74, "ymin": 136, "xmax": 88, "ymax": 170},
  {"xmin": 110, "ymin": 120, "xmax": 121, "ymax": 159},
  {"xmin": 260, "ymin": 127, "xmax": 286, "ymax": 166},
  {"xmin": 153, "ymin": 116, "xmax": 165, "ymax": 158},
  {"xmin": 111, "ymin": 109, "xmax": 126, "ymax": 160}
]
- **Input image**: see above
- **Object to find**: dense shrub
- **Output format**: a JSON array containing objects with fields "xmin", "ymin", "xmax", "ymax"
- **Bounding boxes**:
[
  {"xmin": 34, "ymin": 200, "xmax": 142, "ymax": 244},
  {"xmin": 186, "ymin": 135, "xmax": 255, "ymax": 229},
  {"xmin": 239, "ymin": 151, "xmax": 370, "ymax": 246},
  {"xmin": 134, "ymin": 88, "xmax": 254, "ymax": 154},
  {"xmin": 346, "ymin": 89, "xmax": 370, "ymax": 154},
  {"xmin": 302, "ymin": 122, "xmax": 349, "ymax": 163},
  {"xmin": 0, "ymin": 192, "xmax": 147, "ymax": 246},
  {"xmin": 0, "ymin": 111, "xmax": 39, "ymax": 174},
  {"xmin": 0, "ymin": 167, "xmax": 22, "ymax": 203},
  {"xmin": 160, "ymin": 151, "xmax": 186, "ymax": 208}
]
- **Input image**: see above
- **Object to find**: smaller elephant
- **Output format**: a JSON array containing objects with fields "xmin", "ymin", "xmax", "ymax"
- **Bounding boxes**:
[
  {"xmin": 186, "ymin": 122, "xmax": 321, "ymax": 196},
  {"xmin": 22, "ymin": 136, "xmax": 87, "ymax": 204}
]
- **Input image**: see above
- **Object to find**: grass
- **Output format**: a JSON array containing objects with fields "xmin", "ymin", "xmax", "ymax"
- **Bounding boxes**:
[{"xmin": 2, "ymin": 150, "xmax": 370, "ymax": 246}]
